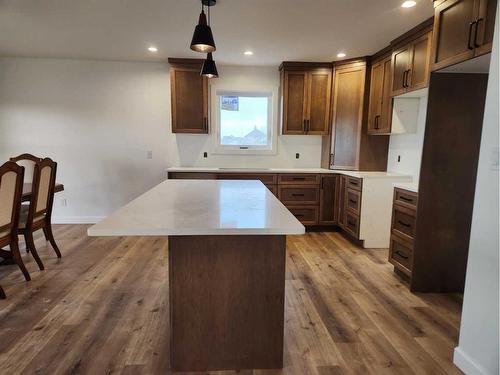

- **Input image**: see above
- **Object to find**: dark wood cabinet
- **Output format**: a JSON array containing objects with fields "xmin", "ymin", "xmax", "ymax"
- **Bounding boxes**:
[
  {"xmin": 168, "ymin": 58, "xmax": 209, "ymax": 134},
  {"xmin": 431, "ymin": 0, "xmax": 497, "ymax": 71},
  {"xmin": 319, "ymin": 175, "xmax": 338, "ymax": 225},
  {"xmin": 280, "ymin": 62, "xmax": 332, "ymax": 135},
  {"xmin": 326, "ymin": 59, "xmax": 389, "ymax": 171},
  {"xmin": 336, "ymin": 175, "xmax": 363, "ymax": 239},
  {"xmin": 368, "ymin": 55, "xmax": 393, "ymax": 134},
  {"xmin": 391, "ymin": 31, "xmax": 432, "ymax": 96},
  {"xmin": 389, "ymin": 187, "xmax": 418, "ymax": 277}
]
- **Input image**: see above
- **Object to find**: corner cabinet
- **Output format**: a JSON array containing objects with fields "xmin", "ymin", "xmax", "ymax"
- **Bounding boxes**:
[
  {"xmin": 168, "ymin": 58, "xmax": 209, "ymax": 134},
  {"xmin": 391, "ymin": 30, "xmax": 432, "ymax": 96},
  {"xmin": 280, "ymin": 62, "xmax": 333, "ymax": 135},
  {"xmin": 367, "ymin": 55, "xmax": 393, "ymax": 134},
  {"xmin": 431, "ymin": 0, "xmax": 497, "ymax": 71}
]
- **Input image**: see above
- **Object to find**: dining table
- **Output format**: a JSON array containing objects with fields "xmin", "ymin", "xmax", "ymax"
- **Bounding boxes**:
[{"xmin": 22, "ymin": 183, "xmax": 64, "ymax": 202}]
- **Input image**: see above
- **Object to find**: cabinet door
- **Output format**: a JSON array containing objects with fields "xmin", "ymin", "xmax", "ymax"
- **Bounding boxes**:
[
  {"xmin": 307, "ymin": 69, "xmax": 332, "ymax": 135},
  {"xmin": 330, "ymin": 64, "xmax": 366, "ymax": 170},
  {"xmin": 171, "ymin": 67, "xmax": 208, "ymax": 133},
  {"xmin": 282, "ymin": 71, "xmax": 308, "ymax": 134},
  {"xmin": 391, "ymin": 46, "xmax": 411, "ymax": 96},
  {"xmin": 407, "ymin": 32, "xmax": 432, "ymax": 92},
  {"xmin": 379, "ymin": 57, "xmax": 393, "ymax": 133},
  {"xmin": 474, "ymin": 0, "xmax": 498, "ymax": 56},
  {"xmin": 367, "ymin": 61, "xmax": 384, "ymax": 134},
  {"xmin": 319, "ymin": 175, "xmax": 338, "ymax": 225},
  {"xmin": 337, "ymin": 176, "xmax": 346, "ymax": 228},
  {"xmin": 431, "ymin": 0, "xmax": 476, "ymax": 71}
]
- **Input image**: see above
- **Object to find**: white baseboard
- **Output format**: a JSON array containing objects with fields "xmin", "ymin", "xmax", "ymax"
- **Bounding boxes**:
[
  {"xmin": 454, "ymin": 347, "xmax": 494, "ymax": 375},
  {"xmin": 51, "ymin": 216, "xmax": 104, "ymax": 224}
]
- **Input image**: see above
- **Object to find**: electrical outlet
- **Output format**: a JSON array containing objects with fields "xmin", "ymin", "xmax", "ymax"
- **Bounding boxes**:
[
  {"xmin": 203, "ymin": 152, "xmax": 208, "ymax": 158},
  {"xmin": 146, "ymin": 150, "xmax": 153, "ymax": 159},
  {"xmin": 295, "ymin": 153, "xmax": 300, "ymax": 159},
  {"xmin": 397, "ymin": 155, "xmax": 401, "ymax": 163},
  {"xmin": 61, "ymin": 198, "xmax": 67, "ymax": 207}
]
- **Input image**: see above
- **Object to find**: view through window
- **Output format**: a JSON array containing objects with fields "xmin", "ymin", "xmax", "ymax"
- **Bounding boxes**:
[{"xmin": 216, "ymin": 92, "xmax": 273, "ymax": 152}]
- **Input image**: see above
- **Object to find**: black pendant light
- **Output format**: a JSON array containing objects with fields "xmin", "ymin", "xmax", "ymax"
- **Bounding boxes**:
[
  {"xmin": 190, "ymin": 0, "xmax": 216, "ymax": 53},
  {"xmin": 201, "ymin": 52, "xmax": 218, "ymax": 78}
]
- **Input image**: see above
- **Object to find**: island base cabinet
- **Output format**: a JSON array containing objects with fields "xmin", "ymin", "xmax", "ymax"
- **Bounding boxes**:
[{"xmin": 169, "ymin": 235, "xmax": 286, "ymax": 372}]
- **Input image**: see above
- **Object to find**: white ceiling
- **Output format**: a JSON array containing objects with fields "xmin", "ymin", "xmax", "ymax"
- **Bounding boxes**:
[{"xmin": 0, "ymin": 0, "xmax": 434, "ymax": 66}]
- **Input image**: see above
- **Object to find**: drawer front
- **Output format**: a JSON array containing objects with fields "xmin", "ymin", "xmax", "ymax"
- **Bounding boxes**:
[
  {"xmin": 392, "ymin": 205, "xmax": 416, "ymax": 241},
  {"xmin": 279, "ymin": 186, "xmax": 319, "ymax": 205},
  {"xmin": 266, "ymin": 184, "xmax": 278, "ymax": 196},
  {"xmin": 394, "ymin": 188, "xmax": 418, "ymax": 209},
  {"xmin": 344, "ymin": 211, "xmax": 360, "ymax": 238},
  {"xmin": 168, "ymin": 172, "xmax": 217, "ymax": 180},
  {"xmin": 278, "ymin": 174, "xmax": 320, "ymax": 185},
  {"xmin": 389, "ymin": 235, "xmax": 413, "ymax": 275},
  {"xmin": 345, "ymin": 188, "xmax": 361, "ymax": 215},
  {"xmin": 345, "ymin": 176, "xmax": 362, "ymax": 191},
  {"xmin": 217, "ymin": 173, "xmax": 277, "ymax": 185},
  {"xmin": 286, "ymin": 206, "xmax": 318, "ymax": 225}
]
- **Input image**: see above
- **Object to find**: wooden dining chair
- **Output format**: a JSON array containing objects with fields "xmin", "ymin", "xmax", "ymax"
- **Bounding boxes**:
[
  {"xmin": 18, "ymin": 158, "xmax": 61, "ymax": 270},
  {"xmin": 9, "ymin": 153, "xmax": 43, "ymax": 186},
  {"xmin": 0, "ymin": 161, "xmax": 32, "ymax": 281}
]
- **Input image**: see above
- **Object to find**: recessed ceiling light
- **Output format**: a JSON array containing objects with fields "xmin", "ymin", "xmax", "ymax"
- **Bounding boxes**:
[
  {"xmin": 401, "ymin": 1, "xmax": 417, "ymax": 8},
  {"xmin": 244, "ymin": 51, "xmax": 254, "ymax": 56},
  {"xmin": 148, "ymin": 46, "xmax": 158, "ymax": 53},
  {"xmin": 337, "ymin": 52, "xmax": 346, "ymax": 58}
]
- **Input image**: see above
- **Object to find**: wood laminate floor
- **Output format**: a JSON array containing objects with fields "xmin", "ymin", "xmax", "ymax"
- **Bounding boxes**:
[{"xmin": 0, "ymin": 225, "xmax": 463, "ymax": 375}]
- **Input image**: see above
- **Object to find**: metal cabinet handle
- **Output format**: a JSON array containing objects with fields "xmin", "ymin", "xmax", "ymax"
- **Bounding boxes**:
[
  {"xmin": 395, "ymin": 250, "xmax": 409, "ymax": 260},
  {"xmin": 468, "ymin": 21, "xmax": 477, "ymax": 50},
  {"xmin": 405, "ymin": 69, "xmax": 411, "ymax": 88},
  {"xmin": 349, "ymin": 199, "xmax": 357, "ymax": 204},
  {"xmin": 402, "ymin": 70, "xmax": 408, "ymax": 88},
  {"xmin": 474, "ymin": 18, "xmax": 483, "ymax": 48},
  {"xmin": 292, "ymin": 177, "xmax": 306, "ymax": 181},
  {"xmin": 374, "ymin": 115, "xmax": 380, "ymax": 130},
  {"xmin": 291, "ymin": 193, "xmax": 305, "ymax": 197},
  {"xmin": 400, "ymin": 196, "xmax": 413, "ymax": 202}
]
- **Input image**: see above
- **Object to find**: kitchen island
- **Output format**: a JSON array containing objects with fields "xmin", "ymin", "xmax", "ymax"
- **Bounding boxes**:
[{"xmin": 88, "ymin": 179, "xmax": 305, "ymax": 372}]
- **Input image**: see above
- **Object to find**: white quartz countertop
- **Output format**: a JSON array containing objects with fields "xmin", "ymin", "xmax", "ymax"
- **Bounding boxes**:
[
  {"xmin": 88, "ymin": 180, "xmax": 305, "ymax": 237},
  {"xmin": 393, "ymin": 182, "xmax": 419, "ymax": 193},
  {"xmin": 167, "ymin": 167, "xmax": 410, "ymax": 179}
]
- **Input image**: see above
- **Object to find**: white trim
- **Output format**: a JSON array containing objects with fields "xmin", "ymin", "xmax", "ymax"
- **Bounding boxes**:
[
  {"xmin": 52, "ymin": 216, "xmax": 104, "ymax": 224},
  {"xmin": 212, "ymin": 90, "xmax": 277, "ymax": 155},
  {"xmin": 454, "ymin": 347, "xmax": 494, "ymax": 375}
]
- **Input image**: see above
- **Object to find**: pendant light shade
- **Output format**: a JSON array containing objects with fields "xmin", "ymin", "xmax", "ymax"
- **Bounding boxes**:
[
  {"xmin": 190, "ymin": 10, "xmax": 216, "ymax": 53},
  {"xmin": 201, "ymin": 52, "xmax": 218, "ymax": 78}
]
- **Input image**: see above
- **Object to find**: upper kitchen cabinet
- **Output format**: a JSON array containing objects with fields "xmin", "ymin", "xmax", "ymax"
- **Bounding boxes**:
[
  {"xmin": 325, "ymin": 59, "xmax": 389, "ymax": 171},
  {"xmin": 431, "ymin": 0, "xmax": 497, "ymax": 71},
  {"xmin": 368, "ymin": 53, "xmax": 393, "ymax": 134},
  {"xmin": 280, "ymin": 62, "xmax": 333, "ymax": 135},
  {"xmin": 168, "ymin": 58, "xmax": 209, "ymax": 134}
]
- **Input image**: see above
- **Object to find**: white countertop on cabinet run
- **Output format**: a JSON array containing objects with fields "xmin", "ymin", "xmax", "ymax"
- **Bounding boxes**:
[
  {"xmin": 392, "ymin": 182, "xmax": 419, "ymax": 193},
  {"xmin": 166, "ymin": 167, "xmax": 410, "ymax": 179},
  {"xmin": 87, "ymin": 180, "xmax": 305, "ymax": 237}
]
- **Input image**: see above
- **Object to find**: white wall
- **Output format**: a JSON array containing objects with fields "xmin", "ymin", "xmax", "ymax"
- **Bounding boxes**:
[
  {"xmin": 453, "ymin": 12, "xmax": 499, "ymax": 375},
  {"xmin": 0, "ymin": 58, "xmax": 322, "ymax": 222},
  {"xmin": 386, "ymin": 91, "xmax": 428, "ymax": 183}
]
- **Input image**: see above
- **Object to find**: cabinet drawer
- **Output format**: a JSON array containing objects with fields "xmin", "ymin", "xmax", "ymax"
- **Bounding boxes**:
[
  {"xmin": 392, "ymin": 205, "xmax": 416, "ymax": 241},
  {"xmin": 344, "ymin": 211, "xmax": 360, "ymax": 238},
  {"xmin": 279, "ymin": 186, "xmax": 319, "ymax": 205},
  {"xmin": 168, "ymin": 172, "xmax": 217, "ymax": 180},
  {"xmin": 286, "ymin": 206, "xmax": 318, "ymax": 225},
  {"xmin": 217, "ymin": 173, "xmax": 277, "ymax": 185},
  {"xmin": 394, "ymin": 188, "xmax": 418, "ymax": 209},
  {"xmin": 266, "ymin": 184, "xmax": 278, "ymax": 196},
  {"xmin": 389, "ymin": 234, "xmax": 413, "ymax": 275},
  {"xmin": 345, "ymin": 176, "xmax": 362, "ymax": 191},
  {"xmin": 345, "ymin": 188, "xmax": 361, "ymax": 215},
  {"xmin": 278, "ymin": 174, "xmax": 320, "ymax": 185}
]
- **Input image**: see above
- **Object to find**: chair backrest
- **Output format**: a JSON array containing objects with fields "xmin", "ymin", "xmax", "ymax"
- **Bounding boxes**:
[
  {"xmin": 9, "ymin": 154, "xmax": 43, "ymax": 185},
  {"xmin": 26, "ymin": 158, "xmax": 57, "ymax": 226},
  {"xmin": 0, "ymin": 162, "xmax": 25, "ymax": 240}
]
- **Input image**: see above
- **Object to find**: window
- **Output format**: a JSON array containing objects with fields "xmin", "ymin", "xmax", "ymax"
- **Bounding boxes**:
[{"xmin": 214, "ymin": 91, "xmax": 275, "ymax": 154}]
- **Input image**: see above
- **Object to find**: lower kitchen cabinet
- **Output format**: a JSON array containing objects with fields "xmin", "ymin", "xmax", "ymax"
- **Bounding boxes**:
[
  {"xmin": 318, "ymin": 175, "xmax": 338, "ymax": 225},
  {"xmin": 389, "ymin": 187, "xmax": 418, "ymax": 277}
]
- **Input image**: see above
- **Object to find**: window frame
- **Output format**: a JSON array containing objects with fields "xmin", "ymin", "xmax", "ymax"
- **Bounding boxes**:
[{"xmin": 212, "ymin": 90, "xmax": 276, "ymax": 155}]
